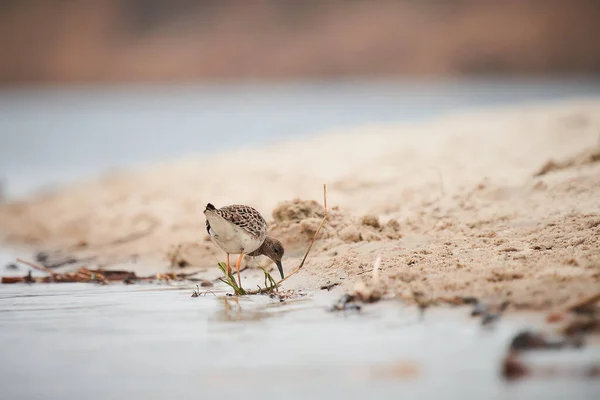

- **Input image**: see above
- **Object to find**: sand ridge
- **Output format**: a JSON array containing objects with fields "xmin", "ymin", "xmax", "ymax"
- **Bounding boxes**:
[{"xmin": 1, "ymin": 99, "xmax": 599, "ymax": 310}]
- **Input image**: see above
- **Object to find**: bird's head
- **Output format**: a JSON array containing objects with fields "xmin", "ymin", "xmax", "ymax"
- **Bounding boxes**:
[{"xmin": 259, "ymin": 236, "xmax": 285, "ymax": 279}]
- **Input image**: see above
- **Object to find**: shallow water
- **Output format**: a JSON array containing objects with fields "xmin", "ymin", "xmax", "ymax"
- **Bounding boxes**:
[{"xmin": 1, "ymin": 251, "xmax": 599, "ymax": 400}]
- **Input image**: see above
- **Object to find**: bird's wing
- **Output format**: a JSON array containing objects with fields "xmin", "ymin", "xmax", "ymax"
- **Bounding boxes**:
[{"xmin": 212, "ymin": 204, "xmax": 267, "ymax": 239}]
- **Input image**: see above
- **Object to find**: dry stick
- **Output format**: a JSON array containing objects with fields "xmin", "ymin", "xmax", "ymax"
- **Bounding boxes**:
[
  {"xmin": 16, "ymin": 258, "xmax": 56, "ymax": 275},
  {"xmin": 247, "ymin": 184, "xmax": 328, "ymax": 295}
]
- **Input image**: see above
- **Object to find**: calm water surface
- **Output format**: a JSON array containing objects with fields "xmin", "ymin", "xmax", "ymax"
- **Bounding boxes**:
[{"xmin": 1, "ymin": 251, "xmax": 599, "ymax": 400}]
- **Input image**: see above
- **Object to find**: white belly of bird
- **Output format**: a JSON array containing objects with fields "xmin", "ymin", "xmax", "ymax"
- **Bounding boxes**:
[{"xmin": 206, "ymin": 213, "xmax": 263, "ymax": 255}]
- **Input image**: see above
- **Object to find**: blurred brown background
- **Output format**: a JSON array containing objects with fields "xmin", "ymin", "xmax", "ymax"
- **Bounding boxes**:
[{"xmin": 1, "ymin": 0, "xmax": 600, "ymax": 85}]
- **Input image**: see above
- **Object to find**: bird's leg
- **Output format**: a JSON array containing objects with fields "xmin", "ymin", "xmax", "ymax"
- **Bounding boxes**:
[
  {"xmin": 235, "ymin": 254, "xmax": 244, "ymax": 289},
  {"xmin": 226, "ymin": 254, "xmax": 232, "ymax": 276}
]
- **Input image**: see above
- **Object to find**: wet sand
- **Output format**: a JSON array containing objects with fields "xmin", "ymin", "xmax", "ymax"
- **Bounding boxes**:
[{"xmin": 1, "ymin": 99, "xmax": 599, "ymax": 311}]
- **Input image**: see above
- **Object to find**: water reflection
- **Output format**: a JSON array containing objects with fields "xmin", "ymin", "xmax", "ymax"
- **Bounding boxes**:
[{"xmin": 211, "ymin": 293, "xmax": 311, "ymax": 323}]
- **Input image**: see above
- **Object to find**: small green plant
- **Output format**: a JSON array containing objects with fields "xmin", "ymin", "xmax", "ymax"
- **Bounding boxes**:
[
  {"xmin": 216, "ymin": 262, "xmax": 280, "ymax": 296},
  {"xmin": 217, "ymin": 262, "xmax": 247, "ymax": 295},
  {"xmin": 260, "ymin": 267, "xmax": 278, "ymax": 293}
]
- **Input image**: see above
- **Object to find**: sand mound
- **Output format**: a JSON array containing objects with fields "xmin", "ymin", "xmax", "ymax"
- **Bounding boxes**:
[
  {"xmin": 1, "ymin": 99, "xmax": 599, "ymax": 310},
  {"xmin": 269, "ymin": 199, "xmax": 402, "ymax": 254}
]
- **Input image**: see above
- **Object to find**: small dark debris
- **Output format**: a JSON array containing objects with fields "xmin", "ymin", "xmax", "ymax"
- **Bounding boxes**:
[
  {"xmin": 481, "ymin": 312, "xmax": 501, "ymax": 326},
  {"xmin": 191, "ymin": 285, "xmax": 216, "ymax": 297},
  {"xmin": 320, "ymin": 282, "xmax": 340, "ymax": 291},
  {"xmin": 501, "ymin": 329, "xmax": 596, "ymax": 381},
  {"xmin": 5, "ymin": 263, "xmax": 18, "ymax": 270},
  {"xmin": 35, "ymin": 252, "xmax": 49, "ymax": 263},
  {"xmin": 502, "ymin": 353, "xmax": 529, "ymax": 380},
  {"xmin": 461, "ymin": 296, "xmax": 479, "ymax": 305},
  {"xmin": 467, "ymin": 299, "xmax": 509, "ymax": 326},
  {"xmin": 509, "ymin": 331, "xmax": 583, "ymax": 352},
  {"xmin": 269, "ymin": 293, "xmax": 285, "ymax": 302},
  {"xmin": 412, "ymin": 290, "xmax": 435, "ymax": 319},
  {"xmin": 484, "ymin": 301, "xmax": 509, "ymax": 322},
  {"xmin": 328, "ymin": 294, "xmax": 361, "ymax": 312},
  {"xmin": 200, "ymin": 280, "xmax": 214, "ymax": 288},
  {"xmin": 266, "ymin": 290, "xmax": 306, "ymax": 302},
  {"xmin": 471, "ymin": 302, "xmax": 488, "ymax": 317},
  {"xmin": 24, "ymin": 270, "xmax": 34, "ymax": 283}
]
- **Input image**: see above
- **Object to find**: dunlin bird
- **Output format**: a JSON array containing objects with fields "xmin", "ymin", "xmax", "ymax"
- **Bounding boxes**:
[{"xmin": 204, "ymin": 203, "xmax": 284, "ymax": 289}]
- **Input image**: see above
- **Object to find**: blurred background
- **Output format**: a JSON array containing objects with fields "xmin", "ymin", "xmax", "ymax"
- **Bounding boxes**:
[
  {"xmin": 1, "ymin": 0, "xmax": 600, "ymax": 199},
  {"xmin": 2, "ymin": 0, "xmax": 600, "ymax": 83}
]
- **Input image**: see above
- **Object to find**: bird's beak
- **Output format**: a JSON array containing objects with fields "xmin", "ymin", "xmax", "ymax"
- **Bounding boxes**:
[{"xmin": 276, "ymin": 260, "xmax": 284, "ymax": 279}]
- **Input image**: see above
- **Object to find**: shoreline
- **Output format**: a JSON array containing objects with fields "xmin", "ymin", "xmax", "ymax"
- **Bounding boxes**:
[{"xmin": 1, "ymin": 98, "xmax": 599, "ymax": 312}]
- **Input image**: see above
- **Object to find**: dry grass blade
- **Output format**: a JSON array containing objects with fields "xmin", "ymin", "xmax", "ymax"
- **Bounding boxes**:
[
  {"xmin": 16, "ymin": 258, "xmax": 56, "ymax": 275},
  {"xmin": 217, "ymin": 262, "xmax": 247, "ymax": 295},
  {"xmin": 261, "ymin": 267, "xmax": 279, "ymax": 292}
]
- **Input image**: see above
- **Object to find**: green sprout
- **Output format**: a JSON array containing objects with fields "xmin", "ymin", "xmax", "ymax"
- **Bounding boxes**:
[
  {"xmin": 216, "ymin": 262, "xmax": 280, "ymax": 296},
  {"xmin": 260, "ymin": 267, "xmax": 279, "ymax": 293},
  {"xmin": 217, "ymin": 262, "xmax": 247, "ymax": 296}
]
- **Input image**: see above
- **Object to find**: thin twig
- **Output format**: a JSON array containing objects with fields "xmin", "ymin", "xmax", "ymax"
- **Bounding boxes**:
[
  {"xmin": 372, "ymin": 255, "xmax": 381, "ymax": 285},
  {"xmin": 247, "ymin": 184, "xmax": 328, "ymax": 294},
  {"xmin": 356, "ymin": 268, "xmax": 374, "ymax": 276},
  {"xmin": 16, "ymin": 258, "xmax": 56, "ymax": 275}
]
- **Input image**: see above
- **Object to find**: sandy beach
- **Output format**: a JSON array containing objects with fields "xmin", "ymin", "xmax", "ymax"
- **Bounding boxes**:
[{"xmin": 1, "ymin": 98, "xmax": 599, "ymax": 311}]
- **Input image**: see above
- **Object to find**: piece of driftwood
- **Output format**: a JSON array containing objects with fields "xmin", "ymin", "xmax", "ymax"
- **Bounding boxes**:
[{"xmin": 2, "ymin": 259, "xmax": 203, "ymax": 285}]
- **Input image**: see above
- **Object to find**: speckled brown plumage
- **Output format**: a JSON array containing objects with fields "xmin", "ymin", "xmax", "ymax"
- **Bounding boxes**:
[{"xmin": 205, "ymin": 203, "xmax": 267, "ymax": 239}]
